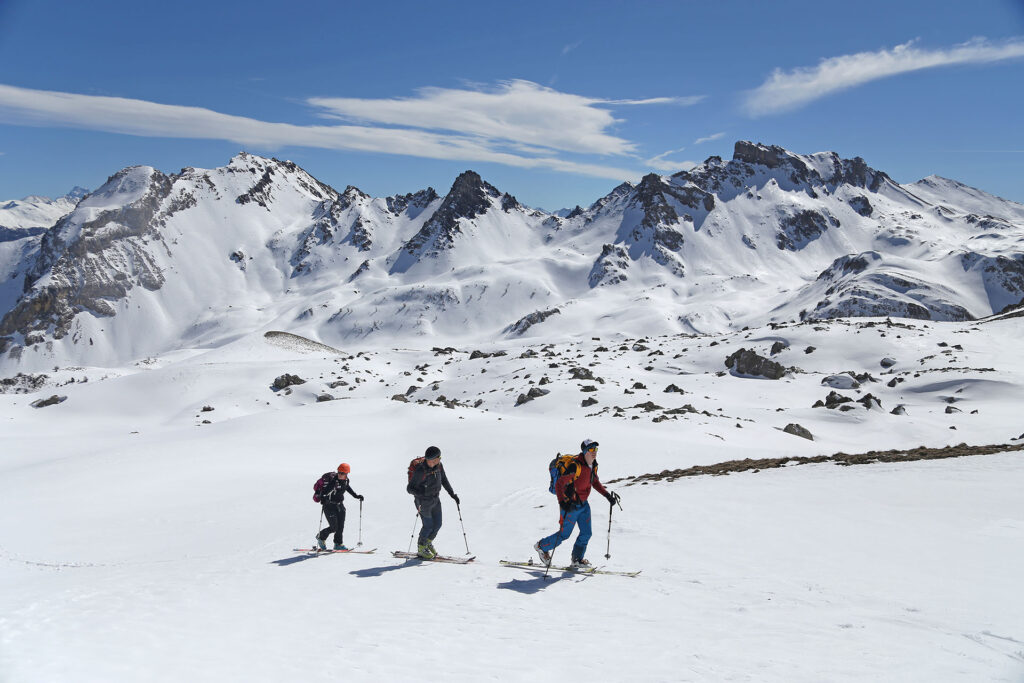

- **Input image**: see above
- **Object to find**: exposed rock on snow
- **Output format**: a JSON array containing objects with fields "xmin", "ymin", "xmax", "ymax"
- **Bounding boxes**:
[
  {"xmin": 822, "ymin": 374, "xmax": 860, "ymax": 390},
  {"xmin": 724, "ymin": 348, "xmax": 787, "ymax": 379},
  {"xmin": 30, "ymin": 394, "xmax": 66, "ymax": 408},
  {"xmin": 783, "ymin": 423, "xmax": 814, "ymax": 440},
  {"xmin": 271, "ymin": 374, "xmax": 306, "ymax": 391}
]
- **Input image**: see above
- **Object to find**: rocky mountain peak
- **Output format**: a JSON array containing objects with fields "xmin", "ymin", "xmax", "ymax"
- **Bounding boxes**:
[
  {"xmin": 445, "ymin": 171, "xmax": 502, "ymax": 217},
  {"xmin": 386, "ymin": 188, "xmax": 440, "ymax": 216},
  {"xmin": 732, "ymin": 141, "xmax": 796, "ymax": 169},
  {"xmin": 65, "ymin": 186, "xmax": 90, "ymax": 202}
]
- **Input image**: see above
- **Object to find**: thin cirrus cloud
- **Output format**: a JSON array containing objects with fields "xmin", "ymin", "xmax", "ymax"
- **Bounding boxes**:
[
  {"xmin": 0, "ymin": 81, "xmax": 700, "ymax": 181},
  {"xmin": 308, "ymin": 80, "xmax": 703, "ymax": 157},
  {"xmin": 744, "ymin": 37, "xmax": 1024, "ymax": 116},
  {"xmin": 644, "ymin": 147, "xmax": 696, "ymax": 173},
  {"xmin": 693, "ymin": 132, "xmax": 725, "ymax": 145}
]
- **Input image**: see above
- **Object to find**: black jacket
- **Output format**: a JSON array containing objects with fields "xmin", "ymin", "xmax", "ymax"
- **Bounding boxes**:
[
  {"xmin": 407, "ymin": 462, "xmax": 456, "ymax": 503},
  {"xmin": 321, "ymin": 474, "xmax": 359, "ymax": 506}
]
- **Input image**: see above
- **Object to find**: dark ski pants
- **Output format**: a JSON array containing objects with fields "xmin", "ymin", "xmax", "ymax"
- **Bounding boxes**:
[
  {"xmin": 417, "ymin": 497, "xmax": 443, "ymax": 544},
  {"xmin": 318, "ymin": 504, "xmax": 346, "ymax": 545},
  {"xmin": 538, "ymin": 501, "xmax": 592, "ymax": 561}
]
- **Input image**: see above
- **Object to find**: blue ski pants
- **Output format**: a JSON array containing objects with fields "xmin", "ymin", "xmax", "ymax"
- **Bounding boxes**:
[{"xmin": 538, "ymin": 501, "xmax": 592, "ymax": 561}]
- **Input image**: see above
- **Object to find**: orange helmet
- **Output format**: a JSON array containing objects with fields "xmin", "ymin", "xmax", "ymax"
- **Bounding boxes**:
[{"xmin": 337, "ymin": 463, "xmax": 351, "ymax": 474}]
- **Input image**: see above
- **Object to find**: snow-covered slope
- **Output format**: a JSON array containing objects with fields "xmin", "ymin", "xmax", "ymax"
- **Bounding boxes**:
[
  {"xmin": 2, "ymin": 315, "xmax": 1022, "ymax": 682},
  {"xmin": 2, "ymin": 144, "xmax": 1023, "ymax": 372},
  {"xmin": 0, "ymin": 187, "xmax": 85, "ymax": 236}
]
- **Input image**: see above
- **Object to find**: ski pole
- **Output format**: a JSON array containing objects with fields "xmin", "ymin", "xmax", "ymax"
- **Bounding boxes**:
[
  {"xmin": 407, "ymin": 508, "xmax": 421, "ymax": 553},
  {"xmin": 456, "ymin": 502, "xmax": 471, "ymax": 554},
  {"xmin": 605, "ymin": 500, "xmax": 614, "ymax": 559},
  {"xmin": 314, "ymin": 507, "xmax": 324, "ymax": 552},
  {"xmin": 357, "ymin": 499, "xmax": 363, "ymax": 547}
]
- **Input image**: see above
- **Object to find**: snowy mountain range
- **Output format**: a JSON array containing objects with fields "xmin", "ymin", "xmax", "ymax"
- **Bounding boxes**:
[{"xmin": 1, "ymin": 142, "xmax": 1023, "ymax": 371}]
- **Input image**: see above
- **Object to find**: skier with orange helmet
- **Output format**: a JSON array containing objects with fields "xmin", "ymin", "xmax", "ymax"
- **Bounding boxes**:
[{"xmin": 314, "ymin": 463, "xmax": 364, "ymax": 550}]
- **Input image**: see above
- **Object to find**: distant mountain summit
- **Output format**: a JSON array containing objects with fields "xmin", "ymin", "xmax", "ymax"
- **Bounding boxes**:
[{"xmin": 1, "ymin": 142, "xmax": 1022, "ymax": 371}]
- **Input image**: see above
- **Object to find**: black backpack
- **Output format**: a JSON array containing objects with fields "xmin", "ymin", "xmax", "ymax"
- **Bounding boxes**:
[{"xmin": 313, "ymin": 472, "xmax": 339, "ymax": 503}]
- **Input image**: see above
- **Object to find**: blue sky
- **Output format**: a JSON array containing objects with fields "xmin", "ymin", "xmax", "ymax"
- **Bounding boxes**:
[{"xmin": 1, "ymin": 0, "xmax": 1023, "ymax": 210}]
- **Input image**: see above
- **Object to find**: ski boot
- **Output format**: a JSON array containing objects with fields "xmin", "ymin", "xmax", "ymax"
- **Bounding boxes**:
[
  {"xmin": 534, "ymin": 542, "xmax": 552, "ymax": 566},
  {"xmin": 417, "ymin": 543, "xmax": 436, "ymax": 560},
  {"xmin": 333, "ymin": 543, "xmax": 348, "ymax": 551},
  {"xmin": 425, "ymin": 539, "xmax": 437, "ymax": 556},
  {"xmin": 570, "ymin": 557, "xmax": 591, "ymax": 570},
  {"xmin": 315, "ymin": 536, "xmax": 327, "ymax": 551}
]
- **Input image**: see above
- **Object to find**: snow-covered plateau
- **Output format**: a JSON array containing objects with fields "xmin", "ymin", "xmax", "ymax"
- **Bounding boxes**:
[{"xmin": 1, "ymin": 142, "xmax": 1023, "ymax": 681}]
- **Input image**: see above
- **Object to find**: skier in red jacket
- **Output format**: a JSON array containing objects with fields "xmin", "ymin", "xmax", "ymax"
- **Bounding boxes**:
[{"xmin": 535, "ymin": 439, "xmax": 620, "ymax": 568}]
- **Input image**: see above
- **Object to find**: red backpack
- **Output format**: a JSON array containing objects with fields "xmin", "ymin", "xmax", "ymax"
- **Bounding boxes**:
[{"xmin": 407, "ymin": 457, "xmax": 425, "ymax": 483}]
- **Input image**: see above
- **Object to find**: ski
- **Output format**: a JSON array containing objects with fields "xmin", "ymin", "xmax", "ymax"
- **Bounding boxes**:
[
  {"xmin": 391, "ymin": 551, "xmax": 475, "ymax": 564},
  {"xmin": 294, "ymin": 547, "xmax": 377, "ymax": 554},
  {"xmin": 500, "ymin": 559, "xmax": 641, "ymax": 577}
]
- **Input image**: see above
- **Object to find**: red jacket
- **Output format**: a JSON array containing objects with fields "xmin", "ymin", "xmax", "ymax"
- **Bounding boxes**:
[{"xmin": 555, "ymin": 454, "xmax": 609, "ymax": 505}]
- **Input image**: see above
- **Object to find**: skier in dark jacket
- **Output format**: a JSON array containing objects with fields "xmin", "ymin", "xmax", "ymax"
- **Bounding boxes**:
[
  {"xmin": 407, "ymin": 446, "xmax": 460, "ymax": 559},
  {"xmin": 316, "ymin": 463, "xmax": 364, "ymax": 550},
  {"xmin": 535, "ymin": 439, "xmax": 620, "ymax": 568}
]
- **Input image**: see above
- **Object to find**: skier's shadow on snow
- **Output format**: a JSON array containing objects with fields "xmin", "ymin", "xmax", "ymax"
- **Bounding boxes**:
[
  {"xmin": 496, "ymin": 570, "xmax": 581, "ymax": 594},
  {"xmin": 269, "ymin": 553, "xmax": 325, "ymax": 567},
  {"xmin": 348, "ymin": 560, "xmax": 424, "ymax": 578}
]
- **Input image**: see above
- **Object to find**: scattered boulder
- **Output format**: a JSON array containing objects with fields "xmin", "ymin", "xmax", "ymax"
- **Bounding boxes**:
[
  {"xmin": 633, "ymin": 401, "xmax": 663, "ymax": 412},
  {"xmin": 724, "ymin": 348, "xmax": 787, "ymax": 379},
  {"xmin": 822, "ymin": 374, "xmax": 859, "ymax": 390},
  {"xmin": 945, "ymin": 405, "xmax": 962, "ymax": 414},
  {"xmin": 857, "ymin": 394, "xmax": 883, "ymax": 410},
  {"xmin": 770, "ymin": 341, "xmax": 789, "ymax": 355},
  {"xmin": 819, "ymin": 391, "xmax": 853, "ymax": 409},
  {"xmin": 569, "ymin": 367, "xmax": 596, "ymax": 380},
  {"xmin": 783, "ymin": 423, "xmax": 813, "ymax": 441},
  {"xmin": 391, "ymin": 394, "xmax": 410, "ymax": 402},
  {"xmin": 891, "ymin": 405, "xmax": 907, "ymax": 416},
  {"xmin": 880, "ymin": 357, "xmax": 897, "ymax": 368},
  {"xmin": 580, "ymin": 385, "xmax": 598, "ymax": 392},
  {"xmin": 515, "ymin": 387, "xmax": 550, "ymax": 406},
  {"xmin": 804, "ymin": 346, "xmax": 816, "ymax": 354},
  {"xmin": 582, "ymin": 397, "xmax": 599, "ymax": 407},
  {"xmin": 316, "ymin": 394, "xmax": 335, "ymax": 402},
  {"xmin": 30, "ymin": 394, "xmax": 66, "ymax": 408},
  {"xmin": 632, "ymin": 382, "xmax": 647, "ymax": 390},
  {"xmin": 272, "ymin": 374, "xmax": 306, "ymax": 390},
  {"xmin": 470, "ymin": 349, "xmax": 507, "ymax": 360},
  {"xmin": 663, "ymin": 384, "xmax": 685, "ymax": 393}
]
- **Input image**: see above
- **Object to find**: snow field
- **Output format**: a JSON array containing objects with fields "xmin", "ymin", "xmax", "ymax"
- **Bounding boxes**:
[{"xmin": 2, "ymin": 318, "xmax": 1023, "ymax": 681}]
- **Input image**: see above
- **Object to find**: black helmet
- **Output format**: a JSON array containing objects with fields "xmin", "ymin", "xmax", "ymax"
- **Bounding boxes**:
[
  {"xmin": 424, "ymin": 446, "xmax": 441, "ymax": 459},
  {"xmin": 581, "ymin": 439, "xmax": 599, "ymax": 452}
]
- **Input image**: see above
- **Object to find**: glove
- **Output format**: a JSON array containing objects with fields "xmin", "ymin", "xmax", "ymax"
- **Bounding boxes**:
[
  {"xmin": 356, "ymin": 495, "xmax": 364, "ymax": 501},
  {"xmin": 452, "ymin": 494, "xmax": 461, "ymax": 506},
  {"xmin": 608, "ymin": 491, "xmax": 621, "ymax": 506}
]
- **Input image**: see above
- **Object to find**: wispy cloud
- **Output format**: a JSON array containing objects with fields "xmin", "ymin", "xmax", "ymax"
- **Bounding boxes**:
[
  {"xmin": 0, "ymin": 82, "xmax": 664, "ymax": 181},
  {"xmin": 744, "ymin": 37, "xmax": 1024, "ymax": 116},
  {"xmin": 309, "ymin": 80, "xmax": 702, "ymax": 157},
  {"xmin": 606, "ymin": 95, "xmax": 706, "ymax": 107},
  {"xmin": 562, "ymin": 40, "xmax": 583, "ymax": 56},
  {"xmin": 309, "ymin": 80, "xmax": 641, "ymax": 157},
  {"xmin": 645, "ymin": 147, "xmax": 696, "ymax": 172},
  {"xmin": 693, "ymin": 132, "xmax": 725, "ymax": 145}
]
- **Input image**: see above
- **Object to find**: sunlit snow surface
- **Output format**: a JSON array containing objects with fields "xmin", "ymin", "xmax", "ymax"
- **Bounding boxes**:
[{"xmin": 2, "ymin": 317, "xmax": 1022, "ymax": 682}]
